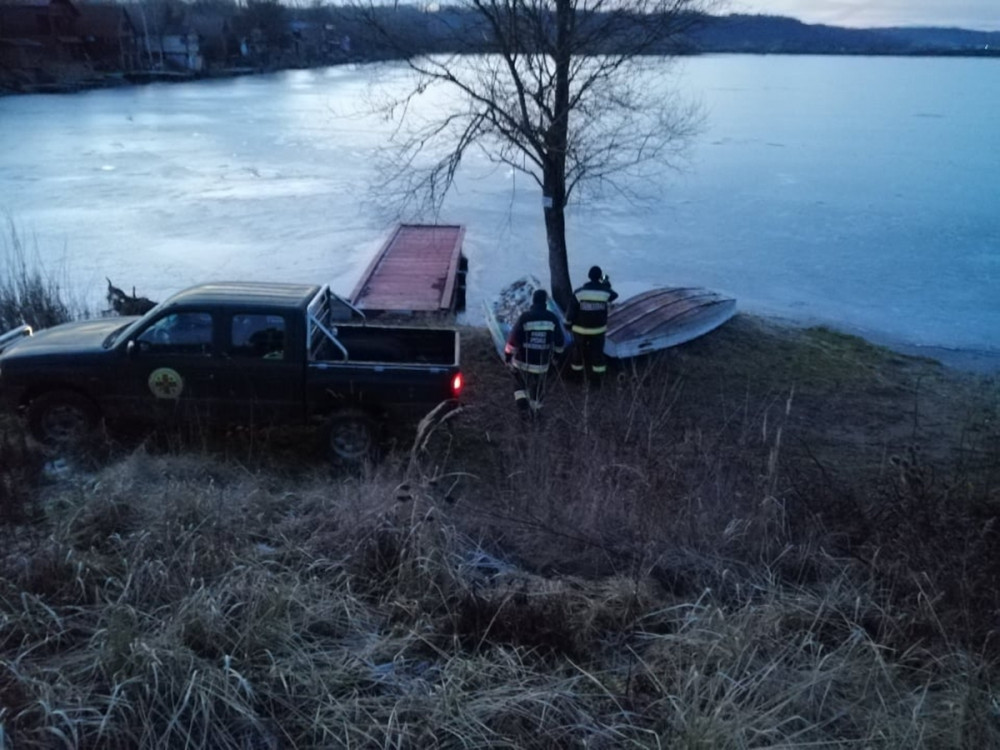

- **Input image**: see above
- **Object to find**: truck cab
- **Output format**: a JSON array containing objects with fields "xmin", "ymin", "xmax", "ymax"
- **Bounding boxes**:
[{"xmin": 0, "ymin": 282, "xmax": 462, "ymax": 462}]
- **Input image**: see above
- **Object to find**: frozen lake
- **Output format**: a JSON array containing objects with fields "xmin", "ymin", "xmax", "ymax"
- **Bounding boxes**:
[{"xmin": 0, "ymin": 55, "xmax": 998, "ymax": 367}]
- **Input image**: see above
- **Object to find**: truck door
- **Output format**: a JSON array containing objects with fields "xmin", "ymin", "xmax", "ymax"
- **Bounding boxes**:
[
  {"xmin": 218, "ymin": 312, "xmax": 302, "ymax": 425},
  {"xmin": 113, "ymin": 311, "xmax": 223, "ymax": 426}
]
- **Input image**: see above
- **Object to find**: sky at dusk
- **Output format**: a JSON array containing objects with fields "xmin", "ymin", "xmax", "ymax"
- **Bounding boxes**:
[{"xmin": 734, "ymin": 0, "xmax": 1000, "ymax": 31}]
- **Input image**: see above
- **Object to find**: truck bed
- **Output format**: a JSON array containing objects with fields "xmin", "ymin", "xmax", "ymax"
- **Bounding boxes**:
[{"xmin": 313, "ymin": 325, "xmax": 459, "ymax": 367}]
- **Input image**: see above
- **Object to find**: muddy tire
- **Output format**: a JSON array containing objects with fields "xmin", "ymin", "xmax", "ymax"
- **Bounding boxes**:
[
  {"xmin": 327, "ymin": 409, "xmax": 379, "ymax": 464},
  {"xmin": 28, "ymin": 390, "xmax": 100, "ymax": 446}
]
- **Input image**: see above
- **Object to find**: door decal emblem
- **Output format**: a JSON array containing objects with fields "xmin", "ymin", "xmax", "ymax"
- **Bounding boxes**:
[{"xmin": 148, "ymin": 367, "xmax": 184, "ymax": 399}]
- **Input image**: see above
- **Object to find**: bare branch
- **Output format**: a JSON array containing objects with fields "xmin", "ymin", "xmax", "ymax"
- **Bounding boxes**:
[{"xmin": 354, "ymin": 0, "xmax": 722, "ymax": 303}]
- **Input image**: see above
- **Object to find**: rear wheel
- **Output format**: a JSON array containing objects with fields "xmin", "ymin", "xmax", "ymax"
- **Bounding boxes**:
[
  {"xmin": 327, "ymin": 409, "xmax": 379, "ymax": 464},
  {"xmin": 28, "ymin": 390, "xmax": 100, "ymax": 446}
]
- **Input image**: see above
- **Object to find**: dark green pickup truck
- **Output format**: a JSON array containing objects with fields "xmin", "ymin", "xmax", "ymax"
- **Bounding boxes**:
[{"xmin": 0, "ymin": 282, "xmax": 463, "ymax": 461}]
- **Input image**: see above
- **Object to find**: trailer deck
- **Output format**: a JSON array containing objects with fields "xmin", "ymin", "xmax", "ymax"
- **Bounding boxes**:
[{"xmin": 350, "ymin": 224, "xmax": 467, "ymax": 316}]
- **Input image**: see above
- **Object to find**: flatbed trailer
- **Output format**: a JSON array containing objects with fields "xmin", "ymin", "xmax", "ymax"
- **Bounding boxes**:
[{"xmin": 350, "ymin": 224, "xmax": 468, "ymax": 317}]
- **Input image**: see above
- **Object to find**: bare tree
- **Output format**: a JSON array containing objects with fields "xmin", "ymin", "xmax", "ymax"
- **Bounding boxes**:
[{"xmin": 360, "ymin": 0, "xmax": 721, "ymax": 308}]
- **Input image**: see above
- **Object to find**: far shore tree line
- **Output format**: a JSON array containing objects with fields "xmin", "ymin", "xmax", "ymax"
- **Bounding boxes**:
[
  {"xmin": 1, "ymin": 0, "xmax": 363, "ymax": 91},
  {"xmin": 2, "ymin": 0, "xmax": 997, "ymax": 94}
]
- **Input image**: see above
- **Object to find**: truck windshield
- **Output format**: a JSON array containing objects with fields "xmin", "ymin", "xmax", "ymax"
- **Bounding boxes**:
[
  {"xmin": 103, "ymin": 323, "xmax": 133, "ymax": 348},
  {"xmin": 102, "ymin": 301, "xmax": 167, "ymax": 348}
]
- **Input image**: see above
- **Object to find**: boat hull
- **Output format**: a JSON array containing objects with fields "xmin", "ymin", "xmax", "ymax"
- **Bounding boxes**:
[{"xmin": 604, "ymin": 287, "xmax": 736, "ymax": 359}]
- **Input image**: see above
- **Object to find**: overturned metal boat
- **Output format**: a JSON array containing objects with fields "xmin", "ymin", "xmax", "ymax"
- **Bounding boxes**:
[
  {"xmin": 486, "ymin": 278, "xmax": 735, "ymax": 360},
  {"xmin": 604, "ymin": 287, "xmax": 737, "ymax": 359}
]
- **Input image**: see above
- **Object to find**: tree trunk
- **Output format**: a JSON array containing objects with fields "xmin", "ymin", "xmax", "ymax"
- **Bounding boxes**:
[
  {"xmin": 544, "ymin": 0, "xmax": 574, "ymax": 312},
  {"xmin": 544, "ymin": 194, "xmax": 572, "ymax": 310}
]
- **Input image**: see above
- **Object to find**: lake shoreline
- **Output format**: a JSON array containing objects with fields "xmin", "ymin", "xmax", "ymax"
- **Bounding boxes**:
[
  {"xmin": 729, "ymin": 312, "xmax": 1000, "ymax": 375},
  {"xmin": 3, "ymin": 47, "xmax": 999, "ymax": 99},
  {"xmin": 0, "ymin": 64, "xmax": 309, "ymax": 98}
]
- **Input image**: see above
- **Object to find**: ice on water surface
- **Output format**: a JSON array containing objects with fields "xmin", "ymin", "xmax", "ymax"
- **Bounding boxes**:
[{"xmin": 0, "ymin": 57, "xmax": 998, "ymax": 363}]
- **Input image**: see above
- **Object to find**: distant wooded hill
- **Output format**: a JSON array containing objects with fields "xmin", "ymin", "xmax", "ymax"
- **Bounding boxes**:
[
  {"xmin": 691, "ymin": 14, "xmax": 1000, "ymax": 55},
  {"xmin": 349, "ymin": 9, "xmax": 999, "ymax": 58},
  {"xmin": 342, "ymin": 9, "xmax": 1000, "ymax": 60}
]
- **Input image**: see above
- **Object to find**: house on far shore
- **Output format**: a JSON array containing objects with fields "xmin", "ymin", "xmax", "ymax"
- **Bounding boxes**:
[
  {"xmin": 77, "ymin": 2, "xmax": 138, "ymax": 71},
  {"xmin": 151, "ymin": 28, "xmax": 202, "ymax": 72},
  {"xmin": 288, "ymin": 19, "xmax": 324, "ymax": 66},
  {"xmin": 189, "ymin": 10, "xmax": 236, "ymax": 68},
  {"xmin": 0, "ymin": 0, "xmax": 82, "ymax": 70}
]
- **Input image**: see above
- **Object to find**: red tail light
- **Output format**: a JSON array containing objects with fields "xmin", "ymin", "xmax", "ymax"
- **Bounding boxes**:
[{"xmin": 451, "ymin": 372, "xmax": 463, "ymax": 398}]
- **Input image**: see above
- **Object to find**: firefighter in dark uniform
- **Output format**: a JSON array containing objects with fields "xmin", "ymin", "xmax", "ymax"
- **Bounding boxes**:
[
  {"xmin": 566, "ymin": 265, "xmax": 618, "ymax": 381},
  {"xmin": 505, "ymin": 288, "xmax": 566, "ymax": 414}
]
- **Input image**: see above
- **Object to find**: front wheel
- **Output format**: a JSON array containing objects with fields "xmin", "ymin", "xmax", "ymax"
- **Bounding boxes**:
[
  {"xmin": 326, "ymin": 409, "xmax": 379, "ymax": 464},
  {"xmin": 27, "ymin": 390, "xmax": 100, "ymax": 446}
]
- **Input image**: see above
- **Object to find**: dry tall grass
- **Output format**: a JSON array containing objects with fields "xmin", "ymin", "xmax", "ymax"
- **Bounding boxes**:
[
  {"xmin": 2, "ymin": 449, "xmax": 997, "ymax": 749},
  {"xmin": 2, "ymin": 249, "xmax": 999, "ymax": 746},
  {"xmin": 2, "ymin": 324, "xmax": 998, "ymax": 748},
  {"xmin": 0, "ymin": 218, "xmax": 78, "ymax": 332}
]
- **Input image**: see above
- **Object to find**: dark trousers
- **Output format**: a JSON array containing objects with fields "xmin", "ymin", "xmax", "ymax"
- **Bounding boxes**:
[
  {"xmin": 512, "ymin": 366, "xmax": 547, "ymax": 412},
  {"xmin": 570, "ymin": 333, "xmax": 607, "ymax": 378}
]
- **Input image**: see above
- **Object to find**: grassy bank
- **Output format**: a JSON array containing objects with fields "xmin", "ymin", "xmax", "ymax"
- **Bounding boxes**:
[{"xmin": 2, "ymin": 310, "xmax": 999, "ymax": 747}]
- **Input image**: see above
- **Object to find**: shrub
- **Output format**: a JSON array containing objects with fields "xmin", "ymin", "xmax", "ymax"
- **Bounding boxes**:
[{"xmin": 0, "ymin": 218, "xmax": 74, "ymax": 332}]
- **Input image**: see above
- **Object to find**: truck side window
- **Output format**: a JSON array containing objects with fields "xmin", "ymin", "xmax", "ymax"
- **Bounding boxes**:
[
  {"xmin": 137, "ymin": 312, "xmax": 213, "ymax": 355},
  {"xmin": 231, "ymin": 314, "xmax": 286, "ymax": 360}
]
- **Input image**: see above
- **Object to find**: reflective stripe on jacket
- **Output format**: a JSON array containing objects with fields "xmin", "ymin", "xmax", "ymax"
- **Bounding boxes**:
[
  {"xmin": 567, "ymin": 281, "xmax": 618, "ymax": 335},
  {"xmin": 506, "ymin": 303, "xmax": 566, "ymax": 372}
]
